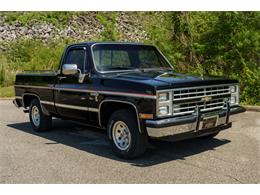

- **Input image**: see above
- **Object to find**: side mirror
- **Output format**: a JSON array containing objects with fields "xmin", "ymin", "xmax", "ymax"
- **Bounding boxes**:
[{"xmin": 62, "ymin": 64, "xmax": 78, "ymax": 75}]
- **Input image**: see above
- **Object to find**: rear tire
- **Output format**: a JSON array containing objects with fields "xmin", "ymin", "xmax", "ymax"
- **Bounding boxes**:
[
  {"xmin": 107, "ymin": 109, "xmax": 147, "ymax": 159},
  {"xmin": 29, "ymin": 98, "xmax": 52, "ymax": 132}
]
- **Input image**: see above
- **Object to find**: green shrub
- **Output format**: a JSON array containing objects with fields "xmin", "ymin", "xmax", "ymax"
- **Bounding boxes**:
[
  {"xmin": 0, "ymin": 12, "xmax": 259, "ymax": 105},
  {"xmin": 0, "ymin": 39, "xmax": 67, "ymax": 88},
  {"xmin": 6, "ymin": 39, "xmax": 65, "ymax": 71},
  {"xmin": 96, "ymin": 12, "xmax": 120, "ymax": 41},
  {"xmin": 0, "ymin": 54, "xmax": 7, "ymax": 86},
  {"xmin": 142, "ymin": 12, "xmax": 176, "ymax": 67},
  {"xmin": 142, "ymin": 12, "xmax": 259, "ymax": 105},
  {"xmin": 0, "ymin": 65, "xmax": 5, "ymax": 86}
]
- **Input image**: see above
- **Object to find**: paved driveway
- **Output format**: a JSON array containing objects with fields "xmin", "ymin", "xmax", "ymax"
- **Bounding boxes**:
[{"xmin": 0, "ymin": 100, "xmax": 259, "ymax": 183}]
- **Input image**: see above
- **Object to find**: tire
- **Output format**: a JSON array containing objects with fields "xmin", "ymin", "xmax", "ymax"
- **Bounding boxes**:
[
  {"xmin": 29, "ymin": 98, "xmax": 52, "ymax": 132},
  {"xmin": 107, "ymin": 109, "xmax": 147, "ymax": 159}
]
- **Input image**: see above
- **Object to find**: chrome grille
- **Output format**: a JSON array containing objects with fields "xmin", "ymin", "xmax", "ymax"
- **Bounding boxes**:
[
  {"xmin": 173, "ymin": 85, "xmax": 230, "ymax": 101},
  {"xmin": 172, "ymin": 85, "xmax": 231, "ymax": 116}
]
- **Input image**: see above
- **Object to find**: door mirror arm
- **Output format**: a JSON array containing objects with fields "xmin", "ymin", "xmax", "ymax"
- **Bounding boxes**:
[{"xmin": 77, "ymin": 69, "xmax": 90, "ymax": 83}]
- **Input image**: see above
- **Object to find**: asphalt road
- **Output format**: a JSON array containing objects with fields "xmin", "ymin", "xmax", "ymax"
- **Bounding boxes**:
[{"xmin": 0, "ymin": 100, "xmax": 259, "ymax": 183}]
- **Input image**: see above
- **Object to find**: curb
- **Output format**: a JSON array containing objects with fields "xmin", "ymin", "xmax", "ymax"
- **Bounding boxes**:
[
  {"xmin": 0, "ymin": 97, "xmax": 14, "ymax": 100},
  {"xmin": 243, "ymin": 106, "xmax": 260, "ymax": 112}
]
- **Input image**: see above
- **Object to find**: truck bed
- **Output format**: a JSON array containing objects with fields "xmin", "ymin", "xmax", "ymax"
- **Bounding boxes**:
[
  {"xmin": 14, "ymin": 70, "xmax": 58, "ymax": 114},
  {"xmin": 15, "ymin": 70, "xmax": 57, "ymax": 84}
]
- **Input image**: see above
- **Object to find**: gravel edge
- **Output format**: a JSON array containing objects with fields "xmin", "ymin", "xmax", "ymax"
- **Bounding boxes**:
[{"xmin": 243, "ymin": 106, "xmax": 260, "ymax": 112}]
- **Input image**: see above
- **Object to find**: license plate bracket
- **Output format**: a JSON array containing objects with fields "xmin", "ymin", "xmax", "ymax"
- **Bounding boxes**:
[{"xmin": 201, "ymin": 115, "xmax": 218, "ymax": 130}]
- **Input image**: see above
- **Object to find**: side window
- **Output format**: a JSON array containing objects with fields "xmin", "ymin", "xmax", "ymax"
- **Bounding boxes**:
[{"xmin": 64, "ymin": 49, "xmax": 86, "ymax": 72}]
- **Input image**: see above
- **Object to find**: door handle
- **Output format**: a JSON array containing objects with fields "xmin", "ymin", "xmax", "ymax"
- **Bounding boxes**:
[{"xmin": 90, "ymin": 92, "xmax": 99, "ymax": 102}]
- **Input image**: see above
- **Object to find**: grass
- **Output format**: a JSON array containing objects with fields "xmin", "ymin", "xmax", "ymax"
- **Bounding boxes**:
[{"xmin": 0, "ymin": 86, "xmax": 15, "ymax": 97}]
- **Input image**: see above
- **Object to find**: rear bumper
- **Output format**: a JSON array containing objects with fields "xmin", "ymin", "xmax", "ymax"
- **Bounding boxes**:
[{"xmin": 145, "ymin": 106, "xmax": 245, "ymax": 140}]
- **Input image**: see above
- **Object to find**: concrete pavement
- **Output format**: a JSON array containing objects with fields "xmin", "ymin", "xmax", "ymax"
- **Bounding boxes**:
[{"xmin": 0, "ymin": 100, "xmax": 259, "ymax": 183}]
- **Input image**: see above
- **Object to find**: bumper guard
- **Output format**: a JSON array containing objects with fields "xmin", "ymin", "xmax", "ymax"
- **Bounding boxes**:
[{"xmin": 145, "ymin": 105, "xmax": 245, "ymax": 140}]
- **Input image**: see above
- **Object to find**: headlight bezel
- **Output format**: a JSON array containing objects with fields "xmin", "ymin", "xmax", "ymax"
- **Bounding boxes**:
[
  {"xmin": 158, "ymin": 92, "xmax": 170, "ymax": 102},
  {"xmin": 230, "ymin": 85, "xmax": 236, "ymax": 93},
  {"xmin": 156, "ymin": 90, "xmax": 172, "ymax": 117}
]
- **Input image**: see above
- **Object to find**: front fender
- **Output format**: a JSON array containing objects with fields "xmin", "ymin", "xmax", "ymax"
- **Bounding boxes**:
[{"xmin": 98, "ymin": 97, "xmax": 145, "ymax": 133}]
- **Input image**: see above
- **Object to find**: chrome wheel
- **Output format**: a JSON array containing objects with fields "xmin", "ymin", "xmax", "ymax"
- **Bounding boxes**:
[
  {"xmin": 112, "ymin": 121, "xmax": 131, "ymax": 151},
  {"xmin": 31, "ymin": 106, "xmax": 40, "ymax": 126}
]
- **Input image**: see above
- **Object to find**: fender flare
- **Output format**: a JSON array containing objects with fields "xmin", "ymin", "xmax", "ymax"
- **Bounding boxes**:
[
  {"xmin": 22, "ymin": 93, "xmax": 51, "ymax": 116},
  {"xmin": 98, "ymin": 98, "xmax": 144, "ymax": 133}
]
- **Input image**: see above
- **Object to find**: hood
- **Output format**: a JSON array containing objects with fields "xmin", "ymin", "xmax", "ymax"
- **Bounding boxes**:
[{"xmin": 106, "ymin": 69, "xmax": 238, "ymax": 89}]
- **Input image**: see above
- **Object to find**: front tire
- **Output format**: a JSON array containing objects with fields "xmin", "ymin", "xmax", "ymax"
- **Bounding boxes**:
[
  {"xmin": 107, "ymin": 109, "xmax": 147, "ymax": 159},
  {"xmin": 29, "ymin": 98, "xmax": 52, "ymax": 132}
]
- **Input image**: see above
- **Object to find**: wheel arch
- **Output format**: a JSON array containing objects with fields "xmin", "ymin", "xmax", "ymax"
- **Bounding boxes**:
[
  {"xmin": 22, "ymin": 93, "xmax": 50, "ymax": 115},
  {"xmin": 98, "ymin": 99, "xmax": 144, "ymax": 133}
]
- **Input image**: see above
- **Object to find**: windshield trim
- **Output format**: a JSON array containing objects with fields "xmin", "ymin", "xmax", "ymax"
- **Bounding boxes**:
[{"xmin": 90, "ymin": 42, "xmax": 173, "ymax": 74}]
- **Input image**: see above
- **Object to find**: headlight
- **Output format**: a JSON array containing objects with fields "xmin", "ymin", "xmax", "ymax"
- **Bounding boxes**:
[
  {"xmin": 158, "ymin": 106, "xmax": 170, "ymax": 115},
  {"xmin": 158, "ymin": 92, "xmax": 169, "ymax": 102},
  {"xmin": 230, "ymin": 96, "xmax": 236, "ymax": 104},
  {"xmin": 230, "ymin": 85, "xmax": 239, "ymax": 105},
  {"xmin": 230, "ymin": 85, "xmax": 236, "ymax": 93}
]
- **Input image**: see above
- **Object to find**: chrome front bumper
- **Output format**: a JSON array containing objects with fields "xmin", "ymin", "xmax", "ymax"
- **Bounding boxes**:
[{"xmin": 145, "ymin": 106, "xmax": 245, "ymax": 140}]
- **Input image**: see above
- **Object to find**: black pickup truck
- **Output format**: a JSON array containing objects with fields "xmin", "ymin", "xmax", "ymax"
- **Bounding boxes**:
[{"xmin": 13, "ymin": 42, "xmax": 245, "ymax": 159}]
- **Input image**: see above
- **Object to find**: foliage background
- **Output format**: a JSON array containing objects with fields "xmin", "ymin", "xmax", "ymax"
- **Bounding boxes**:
[{"xmin": 0, "ymin": 12, "xmax": 259, "ymax": 105}]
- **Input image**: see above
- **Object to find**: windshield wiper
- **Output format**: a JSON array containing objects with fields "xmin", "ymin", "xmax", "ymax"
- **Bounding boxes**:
[
  {"xmin": 102, "ymin": 66, "xmax": 136, "ymax": 71},
  {"xmin": 137, "ymin": 67, "xmax": 173, "ymax": 72}
]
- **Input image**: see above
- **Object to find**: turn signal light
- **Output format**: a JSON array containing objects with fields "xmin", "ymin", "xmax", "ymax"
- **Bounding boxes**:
[{"xmin": 139, "ymin": 113, "xmax": 154, "ymax": 119}]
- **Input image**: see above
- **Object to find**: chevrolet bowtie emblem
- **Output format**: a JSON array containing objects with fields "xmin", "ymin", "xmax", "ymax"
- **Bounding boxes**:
[{"xmin": 202, "ymin": 96, "xmax": 212, "ymax": 102}]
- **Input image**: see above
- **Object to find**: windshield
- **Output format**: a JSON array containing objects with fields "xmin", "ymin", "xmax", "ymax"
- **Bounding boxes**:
[{"xmin": 92, "ymin": 44, "xmax": 171, "ymax": 72}]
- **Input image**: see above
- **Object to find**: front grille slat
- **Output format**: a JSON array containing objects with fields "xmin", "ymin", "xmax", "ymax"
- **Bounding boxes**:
[
  {"xmin": 172, "ymin": 85, "xmax": 231, "ymax": 116},
  {"xmin": 173, "ymin": 101, "xmax": 224, "ymax": 112},
  {"xmin": 173, "ymin": 92, "xmax": 230, "ymax": 101},
  {"xmin": 173, "ymin": 89, "xmax": 229, "ymax": 97}
]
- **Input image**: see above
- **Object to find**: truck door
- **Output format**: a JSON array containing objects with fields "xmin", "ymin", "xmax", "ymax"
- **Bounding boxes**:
[{"xmin": 54, "ymin": 46, "xmax": 91, "ymax": 121}]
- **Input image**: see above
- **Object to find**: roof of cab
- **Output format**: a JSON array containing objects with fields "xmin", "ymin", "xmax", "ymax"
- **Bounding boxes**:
[{"xmin": 67, "ymin": 41, "xmax": 148, "ymax": 47}]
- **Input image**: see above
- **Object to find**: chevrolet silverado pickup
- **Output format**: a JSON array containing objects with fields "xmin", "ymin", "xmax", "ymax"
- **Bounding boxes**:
[{"xmin": 13, "ymin": 42, "xmax": 245, "ymax": 159}]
